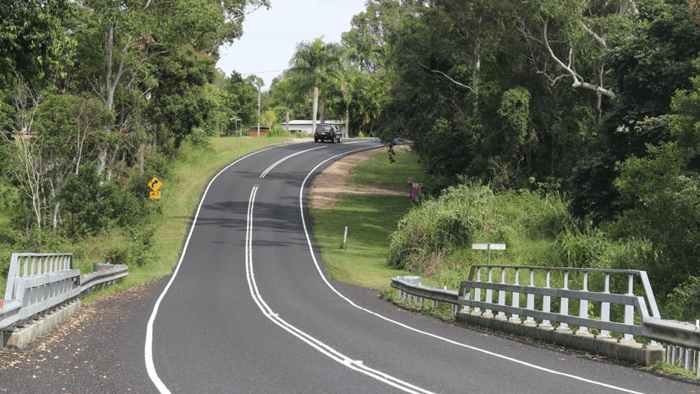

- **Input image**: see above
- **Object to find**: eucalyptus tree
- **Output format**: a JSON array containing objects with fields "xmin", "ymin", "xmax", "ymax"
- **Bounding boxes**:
[
  {"xmin": 74, "ymin": 0, "xmax": 269, "ymax": 177},
  {"xmin": 569, "ymin": 0, "xmax": 700, "ymax": 222},
  {"xmin": 225, "ymin": 71, "xmax": 259, "ymax": 128},
  {"xmin": 0, "ymin": 0, "xmax": 76, "ymax": 89},
  {"xmin": 288, "ymin": 38, "xmax": 345, "ymax": 124},
  {"xmin": 269, "ymin": 71, "xmax": 311, "ymax": 121},
  {"xmin": 342, "ymin": 1, "xmax": 400, "ymax": 73},
  {"xmin": 341, "ymin": 1, "xmax": 401, "ymax": 136},
  {"xmin": 0, "ymin": 0, "xmax": 79, "ymax": 233}
]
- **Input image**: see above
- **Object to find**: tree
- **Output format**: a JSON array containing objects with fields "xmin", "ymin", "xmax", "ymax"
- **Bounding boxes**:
[
  {"xmin": 570, "ymin": 0, "xmax": 700, "ymax": 222},
  {"xmin": 515, "ymin": 0, "xmax": 628, "ymax": 116},
  {"xmin": 288, "ymin": 38, "xmax": 345, "ymax": 123},
  {"xmin": 225, "ymin": 71, "xmax": 259, "ymax": 127},
  {"xmin": 0, "ymin": 0, "xmax": 76, "ymax": 89},
  {"xmin": 610, "ymin": 68, "xmax": 700, "ymax": 302},
  {"xmin": 74, "ymin": 0, "xmax": 270, "ymax": 176},
  {"xmin": 0, "ymin": 86, "xmax": 111, "ymax": 234},
  {"xmin": 378, "ymin": 0, "xmax": 575, "ymax": 190},
  {"xmin": 145, "ymin": 45, "xmax": 216, "ymax": 149}
]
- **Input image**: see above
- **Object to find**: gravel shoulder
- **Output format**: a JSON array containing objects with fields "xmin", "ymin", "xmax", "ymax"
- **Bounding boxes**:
[
  {"xmin": 309, "ymin": 146, "xmax": 406, "ymax": 209},
  {"xmin": 0, "ymin": 279, "xmax": 166, "ymax": 394}
]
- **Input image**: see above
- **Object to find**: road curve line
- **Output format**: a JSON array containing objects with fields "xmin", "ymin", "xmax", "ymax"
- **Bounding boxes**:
[
  {"xmin": 144, "ymin": 146, "xmax": 280, "ymax": 394},
  {"xmin": 245, "ymin": 184, "xmax": 436, "ymax": 394},
  {"xmin": 297, "ymin": 148, "xmax": 648, "ymax": 394},
  {"xmin": 260, "ymin": 146, "xmax": 326, "ymax": 178}
]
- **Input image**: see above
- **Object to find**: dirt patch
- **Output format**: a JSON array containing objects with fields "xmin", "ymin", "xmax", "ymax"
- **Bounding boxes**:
[{"xmin": 309, "ymin": 146, "xmax": 407, "ymax": 209}]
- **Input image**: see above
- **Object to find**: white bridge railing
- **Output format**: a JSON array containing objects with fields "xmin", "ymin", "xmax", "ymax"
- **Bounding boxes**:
[
  {"xmin": 392, "ymin": 265, "xmax": 700, "ymax": 375},
  {"xmin": 0, "ymin": 253, "xmax": 128, "ymax": 334}
]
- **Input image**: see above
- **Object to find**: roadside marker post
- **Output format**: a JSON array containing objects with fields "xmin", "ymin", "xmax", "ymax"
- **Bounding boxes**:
[{"xmin": 471, "ymin": 243, "xmax": 506, "ymax": 264}]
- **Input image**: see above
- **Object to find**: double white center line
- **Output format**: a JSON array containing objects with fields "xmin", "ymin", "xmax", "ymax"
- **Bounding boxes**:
[{"xmin": 245, "ymin": 184, "xmax": 435, "ymax": 394}]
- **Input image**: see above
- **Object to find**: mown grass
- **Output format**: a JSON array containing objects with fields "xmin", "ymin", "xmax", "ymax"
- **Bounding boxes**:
[
  {"xmin": 310, "ymin": 147, "xmax": 424, "ymax": 291},
  {"xmin": 348, "ymin": 146, "xmax": 423, "ymax": 192},
  {"xmin": 0, "ymin": 136, "xmax": 308, "ymax": 301}
]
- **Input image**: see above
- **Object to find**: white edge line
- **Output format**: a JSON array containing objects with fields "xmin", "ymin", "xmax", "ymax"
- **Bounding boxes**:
[
  {"xmin": 297, "ymin": 147, "xmax": 647, "ymax": 394},
  {"xmin": 144, "ymin": 145, "xmax": 280, "ymax": 394}
]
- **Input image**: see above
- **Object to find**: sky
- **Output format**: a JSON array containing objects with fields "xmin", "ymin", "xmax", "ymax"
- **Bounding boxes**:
[{"xmin": 216, "ymin": 1, "xmax": 368, "ymax": 90}]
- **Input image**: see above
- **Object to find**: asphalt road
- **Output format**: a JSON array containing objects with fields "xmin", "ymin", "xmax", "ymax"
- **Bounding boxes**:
[{"xmin": 3, "ymin": 139, "xmax": 698, "ymax": 393}]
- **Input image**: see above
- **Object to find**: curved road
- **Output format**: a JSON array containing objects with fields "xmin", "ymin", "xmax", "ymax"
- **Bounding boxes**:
[{"xmin": 141, "ymin": 139, "xmax": 694, "ymax": 394}]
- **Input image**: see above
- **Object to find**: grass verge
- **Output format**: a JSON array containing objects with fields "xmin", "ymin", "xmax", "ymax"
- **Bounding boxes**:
[{"xmin": 310, "ymin": 147, "xmax": 424, "ymax": 291}]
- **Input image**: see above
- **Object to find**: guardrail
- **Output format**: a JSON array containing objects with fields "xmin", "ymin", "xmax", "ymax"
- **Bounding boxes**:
[
  {"xmin": 391, "ymin": 265, "xmax": 700, "ymax": 373},
  {"xmin": 0, "ymin": 253, "xmax": 128, "ymax": 336}
]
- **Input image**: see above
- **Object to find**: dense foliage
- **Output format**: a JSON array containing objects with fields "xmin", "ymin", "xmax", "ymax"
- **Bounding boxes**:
[
  {"xmin": 340, "ymin": 0, "xmax": 700, "ymax": 319},
  {"xmin": 0, "ymin": 0, "xmax": 269, "ymax": 247}
]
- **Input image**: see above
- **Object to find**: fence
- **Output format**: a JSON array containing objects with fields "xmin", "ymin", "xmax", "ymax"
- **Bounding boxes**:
[
  {"xmin": 0, "ymin": 253, "xmax": 128, "ymax": 336},
  {"xmin": 392, "ymin": 265, "xmax": 700, "ymax": 374}
]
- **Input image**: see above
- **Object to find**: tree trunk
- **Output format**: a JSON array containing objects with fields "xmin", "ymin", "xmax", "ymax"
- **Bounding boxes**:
[
  {"xmin": 473, "ymin": 40, "xmax": 481, "ymax": 115},
  {"xmin": 319, "ymin": 99, "xmax": 326, "ymax": 124},
  {"xmin": 138, "ymin": 143, "xmax": 146, "ymax": 173},
  {"xmin": 312, "ymin": 87, "xmax": 319, "ymax": 133},
  {"xmin": 97, "ymin": 22, "xmax": 131, "ymax": 176},
  {"xmin": 345, "ymin": 109, "xmax": 349, "ymax": 138}
]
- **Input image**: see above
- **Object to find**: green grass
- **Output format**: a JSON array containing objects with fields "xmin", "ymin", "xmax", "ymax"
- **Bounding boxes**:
[
  {"xmin": 349, "ymin": 147, "xmax": 424, "ymax": 191},
  {"xmin": 311, "ymin": 195, "xmax": 413, "ymax": 290},
  {"xmin": 310, "ymin": 147, "xmax": 425, "ymax": 291}
]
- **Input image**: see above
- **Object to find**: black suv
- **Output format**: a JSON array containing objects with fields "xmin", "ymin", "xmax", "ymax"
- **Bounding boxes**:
[{"xmin": 314, "ymin": 123, "xmax": 341, "ymax": 143}]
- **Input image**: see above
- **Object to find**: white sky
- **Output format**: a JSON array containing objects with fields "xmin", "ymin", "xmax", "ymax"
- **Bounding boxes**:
[{"xmin": 216, "ymin": 1, "xmax": 368, "ymax": 91}]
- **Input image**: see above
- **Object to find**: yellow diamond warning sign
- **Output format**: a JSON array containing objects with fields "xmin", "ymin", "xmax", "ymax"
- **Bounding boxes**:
[{"xmin": 148, "ymin": 176, "xmax": 162, "ymax": 192}]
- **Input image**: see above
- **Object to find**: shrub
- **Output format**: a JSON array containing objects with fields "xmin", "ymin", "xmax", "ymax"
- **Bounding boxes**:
[
  {"xmin": 60, "ymin": 164, "xmax": 149, "ymax": 238},
  {"xmin": 664, "ymin": 277, "xmax": 700, "ymax": 321},
  {"xmin": 387, "ymin": 183, "xmax": 495, "ymax": 271},
  {"xmin": 104, "ymin": 226, "xmax": 154, "ymax": 267},
  {"xmin": 267, "ymin": 124, "xmax": 288, "ymax": 137}
]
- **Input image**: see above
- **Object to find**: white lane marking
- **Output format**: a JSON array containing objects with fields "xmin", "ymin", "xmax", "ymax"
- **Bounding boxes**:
[
  {"xmin": 144, "ymin": 146, "xmax": 281, "ymax": 394},
  {"xmin": 298, "ymin": 149, "xmax": 648, "ymax": 394},
  {"xmin": 260, "ymin": 146, "xmax": 326, "ymax": 178},
  {"xmin": 245, "ymin": 185, "xmax": 434, "ymax": 394}
]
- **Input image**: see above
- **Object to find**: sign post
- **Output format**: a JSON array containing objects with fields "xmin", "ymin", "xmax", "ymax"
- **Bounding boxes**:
[
  {"xmin": 148, "ymin": 176, "xmax": 163, "ymax": 213},
  {"xmin": 471, "ymin": 243, "xmax": 506, "ymax": 264}
]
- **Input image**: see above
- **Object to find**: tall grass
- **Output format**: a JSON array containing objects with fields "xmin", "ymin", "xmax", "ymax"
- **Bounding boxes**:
[
  {"xmin": 387, "ymin": 183, "xmax": 653, "ymax": 292},
  {"xmin": 387, "ymin": 183, "xmax": 495, "ymax": 274}
]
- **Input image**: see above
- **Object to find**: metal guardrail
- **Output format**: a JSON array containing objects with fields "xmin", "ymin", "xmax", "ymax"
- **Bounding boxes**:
[
  {"xmin": 392, "ymin": 265, "xmax": 700, "ymax": 374},
  {"xmin": 392, "ymin": 276, "xmax": 461, "ymax": 316},
  {"xmin": 0, "ymin": 253, "xmax": 128, "ymax": 333},
  {"xmin": 80, "ymin": 263, "xmax": 129, "ymax": 293}
]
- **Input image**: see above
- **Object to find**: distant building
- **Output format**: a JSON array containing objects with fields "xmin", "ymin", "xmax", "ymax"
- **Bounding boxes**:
[
  {"xmin": 247, "ymin": 126, "xmax": 270, "ymax": 137},
  {"xmin": 281, "ymin": 120, "xmax": 346, "ymax": 136}
]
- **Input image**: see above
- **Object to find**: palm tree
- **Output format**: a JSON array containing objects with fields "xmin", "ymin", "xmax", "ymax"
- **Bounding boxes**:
[{"xmin": 288, "ymin": 38, "xmax": 344, "ymax": 125}]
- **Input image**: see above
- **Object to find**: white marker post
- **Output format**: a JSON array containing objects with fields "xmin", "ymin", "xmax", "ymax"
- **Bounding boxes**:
[
  {"xmin": 343, "ymin": 226, "xmax": 348, "ymax": 249},
  {"xmin": 471, "ymin": 243, "xmax": 506, "ymax": 264}
]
